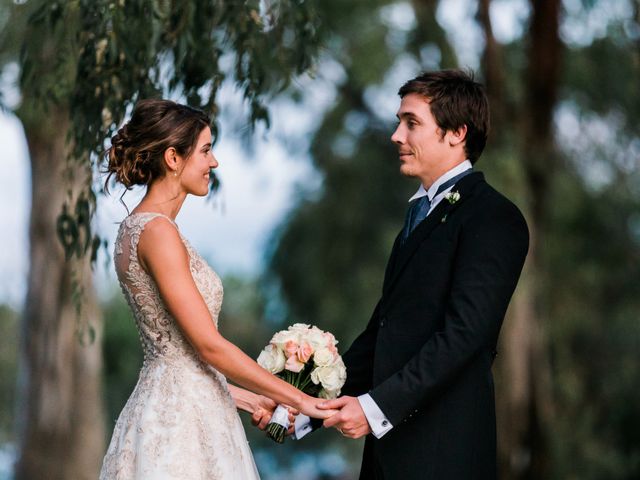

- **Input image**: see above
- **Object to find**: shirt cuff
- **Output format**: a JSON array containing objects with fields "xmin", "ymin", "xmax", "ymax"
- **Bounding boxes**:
[
  {"xmin": 293, "ymin": 413, "xmax": 313, "ymax": 440},
  {"xmin": 358, "ymin": 393, "xmax": 393, "ymax": 439}
]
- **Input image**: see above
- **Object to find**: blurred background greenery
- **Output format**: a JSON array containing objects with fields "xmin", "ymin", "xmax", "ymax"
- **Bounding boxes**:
[{"xmin": 1, "ymin": 0, "xmax": 639, "ymax": 479}]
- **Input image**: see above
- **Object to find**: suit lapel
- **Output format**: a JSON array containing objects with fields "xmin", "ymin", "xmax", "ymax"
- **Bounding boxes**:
[
  {"xmin": 383, "ymin": 172, "xmax": 485, "ymax": 296},
  {"xmin": 382, "ymin": 231, "xmax": 403, "ymax": 290}
]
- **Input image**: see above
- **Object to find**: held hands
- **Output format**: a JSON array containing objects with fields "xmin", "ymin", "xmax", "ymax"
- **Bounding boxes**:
[
  {"xmin": 318, "ymin": 396, "xmax": 372, "ymax": 439},
  {"xmin": 251, "ymin": 395, "xmax": 297, "ymax": 436},
  {"xmin": 250, "ymin": 394, "xmax": 340, "ymax": 439},
  {"xmin": 299, "ymin": 395, "xmax": 339, "ymax": 420}
]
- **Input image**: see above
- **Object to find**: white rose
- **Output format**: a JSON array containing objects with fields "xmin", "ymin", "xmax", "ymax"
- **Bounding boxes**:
[
  {"xmin": 270, "ymin": 329, "xmax": 299, "ymax": 349},
  {"xmin": 310, "ymin": 364, "xmax": 346, "ymax": 391},
  {"xmin": 288, "ymin": 323, "xmax": 311, "ymax": 333},
  {"xmin": 305, "ymin": 326, "xmax": 328, "ymax": 349},
  {"xmin": 313, "ymin": 347, "xmax": 335, "ymax": 367},
  {"xmin": 333, "ymin": 360, "xmax": 347, "ymax": 386},
  {"xmin": 257, "ymin": 344, "xmax": 286, "ymax": 374}
]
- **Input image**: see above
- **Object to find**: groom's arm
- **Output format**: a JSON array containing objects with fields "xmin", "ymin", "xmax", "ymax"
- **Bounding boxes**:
[{"xmin": 369, "ymin": 202, "xmax": 529, "ymax": 427}]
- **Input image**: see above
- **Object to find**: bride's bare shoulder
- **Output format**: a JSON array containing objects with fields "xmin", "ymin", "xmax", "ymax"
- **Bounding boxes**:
[{"xmin": 136, "ymin": 216, "xmax": 186, "ymax": 273}]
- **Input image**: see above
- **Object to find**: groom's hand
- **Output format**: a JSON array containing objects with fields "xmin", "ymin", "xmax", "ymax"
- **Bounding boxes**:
[{"xmin": 318, "ymin": 396, "xmax": 372, "ymax": 439}]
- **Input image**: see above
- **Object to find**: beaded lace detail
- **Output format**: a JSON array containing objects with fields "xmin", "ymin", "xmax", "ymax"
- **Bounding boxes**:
[{"xmin": 100, "ymin": 212, "xmax": 259, "ymax": 480}]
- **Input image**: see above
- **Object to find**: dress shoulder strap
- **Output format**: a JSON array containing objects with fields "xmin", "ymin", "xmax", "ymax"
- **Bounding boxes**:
[{"xmin": 118, "ymin": 212, "xmax": 179, "ymax": 261}]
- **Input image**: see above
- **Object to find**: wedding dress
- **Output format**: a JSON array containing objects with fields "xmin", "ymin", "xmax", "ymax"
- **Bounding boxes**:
[{"xmin": 100, "ymin": 212, "xmax": 260, "ymax": 479}]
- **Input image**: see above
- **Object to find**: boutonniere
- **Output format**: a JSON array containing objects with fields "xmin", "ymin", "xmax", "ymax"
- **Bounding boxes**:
[{"xmin": 444, "ymin": 191, "xmax": 460, "ymax": 204}]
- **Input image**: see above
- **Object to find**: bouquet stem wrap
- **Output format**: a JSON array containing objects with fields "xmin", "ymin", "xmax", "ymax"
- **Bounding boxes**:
[{"xmin": 265, "ymin": 405, "xmax": 290, "ymax": 443}]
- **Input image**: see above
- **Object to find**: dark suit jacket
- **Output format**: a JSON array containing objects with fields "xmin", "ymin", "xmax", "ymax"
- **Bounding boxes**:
[{"xmin": 341, "ymin": 171, "xmax": 529, "ymax": 480}]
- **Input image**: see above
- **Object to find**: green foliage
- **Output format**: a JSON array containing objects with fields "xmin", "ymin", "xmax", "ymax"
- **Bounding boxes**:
[
  {"xmin": 1, "ymin": 0, "xmax": 321, "ymax": 263},
  {"xmin": 70, "ymin": 0, "xmax": 320, "ymax": 157},
  {"xmin": 218, "ymin": 274, "xmax": 275, "ymax": 358},
  {"xmin": 545, "ymin": 171, "xmax": 640, "ymax": 480},
  {"xmin": 102, "ymin": 293, "xmax": 143, "ymax": 426},
  {"xmin": 563, "ymin": 37, "xmax": 640, "ymax": 128},
  {"xmin": 0, "ymin": 305, "xmax": 18, "ymax": 444},
  {"xmin": 548, "ymin": 15, "xmax": 640, "ymax": 477},
  {"xmin": 56, "ymin": 192, "xmax": 101, "ymax": 261}
]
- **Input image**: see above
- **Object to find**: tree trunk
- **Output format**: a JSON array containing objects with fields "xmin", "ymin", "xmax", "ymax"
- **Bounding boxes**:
[
  {"xmin": 521, "ymin": 2, "xmax": 563, "ymax": 477},
  {"xmin": 504, "ymin": 0, "xmax": 562, "ymax": 478},
  {"xmin": 478, "ymin": 0, "xmax": 561, "ymax": 477},
  {"xmin": 14, "ymin": 108, "xmax": 105, "ymax": 480},
  {"xmin": 477, "ymin": 0, "xmax": 507, "ymax": 129}
]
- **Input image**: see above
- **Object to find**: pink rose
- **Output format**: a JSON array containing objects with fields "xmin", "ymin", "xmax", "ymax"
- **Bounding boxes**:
[
  {"xmin": 285, "ymin": 355, "xmax": 304, "ymax": 373},
  {"xmin": 296, "ymin": 341, "xmax": 314, "ymax": 363},
  {"xmin": 284, "ymin": 340, "xmax": 299, "ymax": 358},
  {"xmin": 328, "ymin": 343, "xmax": 338, "ymax": 356}
]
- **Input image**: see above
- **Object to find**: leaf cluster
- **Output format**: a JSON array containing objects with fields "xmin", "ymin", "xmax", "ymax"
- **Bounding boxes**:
[
  {"xmin": 69, "ymin": 0, "xmax": 321, "ymax": 158},
  {"xmin": 2, "ymin": 0, "xmax": 321, "ymax": 262}
]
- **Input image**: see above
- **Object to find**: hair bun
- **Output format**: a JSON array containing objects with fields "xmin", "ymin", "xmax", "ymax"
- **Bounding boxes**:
[{"xmin": 106, "ymin": 124, "xmax": 149, "ymax": 189}]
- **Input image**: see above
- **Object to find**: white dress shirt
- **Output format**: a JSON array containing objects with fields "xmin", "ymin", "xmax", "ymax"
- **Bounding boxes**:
[
  {"xmin": 295, "ymin": 160, "xmax": 473, "ymax": 440},
  {"xmin": 409, "ymin": 160, "xmax": 473, "ymax": 208}
]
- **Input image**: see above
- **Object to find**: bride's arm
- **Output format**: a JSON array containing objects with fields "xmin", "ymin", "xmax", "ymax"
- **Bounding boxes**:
[
  {"xmin": 138, "ymin": 219, "xmax": 334, "ymax": 419},
  {"xmin": 227, "ymin": 384, "xmax": 272, "ymax": 430},
  {"xmin": 228, "ymin": 384, "xmax": 262, "ymax": 414}
]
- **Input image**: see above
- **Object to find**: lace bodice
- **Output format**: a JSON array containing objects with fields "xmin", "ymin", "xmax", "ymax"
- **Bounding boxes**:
[{"xmin": 114, "ymin": 212, "xmax": 223, "ymax": 363}]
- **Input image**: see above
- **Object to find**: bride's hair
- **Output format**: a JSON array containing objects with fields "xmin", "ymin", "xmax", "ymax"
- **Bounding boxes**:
[{"xmin": 105, "ymin": 99, "xmax": 210, "ymax": 192}]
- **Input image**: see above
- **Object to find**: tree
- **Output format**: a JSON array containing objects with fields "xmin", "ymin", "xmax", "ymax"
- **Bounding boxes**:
[{"xmin": 0, "ymin": 1, "xmax": 319, "ymax": 478}]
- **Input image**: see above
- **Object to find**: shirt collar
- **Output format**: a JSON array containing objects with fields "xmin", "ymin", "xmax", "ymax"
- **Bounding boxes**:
[{"xmin": 408, "ymin": 160, "xmax": 473, "ymax": 202}]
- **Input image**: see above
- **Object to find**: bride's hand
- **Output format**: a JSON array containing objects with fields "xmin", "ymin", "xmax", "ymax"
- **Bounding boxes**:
[
  {"xmin": 300, "ymin": 395, "xmax": 339, "ymax": 419},
  {"xmin": 251, "ymin": 395, "xmax": 297, "ymax": 434}
]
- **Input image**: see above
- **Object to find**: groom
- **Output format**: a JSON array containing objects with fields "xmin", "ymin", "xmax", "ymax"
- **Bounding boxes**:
[{"xmin": 307, "ymin": 70, "xmax": 529, "ymax": 479}]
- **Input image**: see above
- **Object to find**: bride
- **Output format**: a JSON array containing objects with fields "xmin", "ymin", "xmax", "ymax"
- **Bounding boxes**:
[{"xmin": 99, "ymin": 99, "xmax": 333, "ymax": 479}]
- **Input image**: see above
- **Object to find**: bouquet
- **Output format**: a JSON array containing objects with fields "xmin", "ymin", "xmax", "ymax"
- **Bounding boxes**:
[{"xmin": 257, "ymin": 323, "xmax": 347, "ymax": 443}]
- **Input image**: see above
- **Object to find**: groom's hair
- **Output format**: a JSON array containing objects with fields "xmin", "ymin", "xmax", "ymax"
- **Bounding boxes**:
[{"xmin": 398, "ymin": 69, "xmax": 489, "ymax": 164}]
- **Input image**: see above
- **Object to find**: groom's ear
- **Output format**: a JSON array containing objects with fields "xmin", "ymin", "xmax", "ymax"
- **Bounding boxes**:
[{"xmin": 447, "ymin": 124, "xmax": 468, "ymax": 147}]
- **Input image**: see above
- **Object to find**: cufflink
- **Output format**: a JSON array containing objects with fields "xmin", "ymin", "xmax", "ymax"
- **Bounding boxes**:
[{"xmin": 382, "ymin": 420, "xmax": 388, "ymax": 427}]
